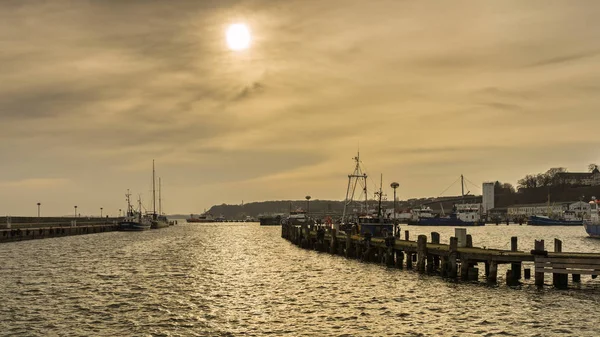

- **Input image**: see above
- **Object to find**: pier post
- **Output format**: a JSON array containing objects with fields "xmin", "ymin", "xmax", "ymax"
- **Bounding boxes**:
[
  {"xmin": 417, "ymin": 235, "xmax": 427, "ymax": 273},
  {"xmin": 406, "ymin": 253, "xmax": 413, "ymax": 270},
  {"xmin": 329, "ymin": 228, "xmax": 337, "ymax": 254},
  {"xmin": 524, "ymin": 268, "xmax": 531, "ymax": 280},
  {"xmin": 345, "ymin": 231, "xmax": 353, "ymax": 258},
  {"xmin": 466, "ymin": 235, "xmax": 473, "ymax": 248},
  {"xmin": 449, "ymin": 237, "xmax": 458, "ymax": 279},
  {"xmin": 468, "ymin": 266, "xmax": 479, "ymax": 281},
  {"xmin": 553, "ymin": 239, "xmax": 568, "ymax": 289},
  {"xmin": 395, "ymin": 250, "xmax": 404, "ymax": 269},
  {"xmin": 461, "ymin": 259, "xmax": 471, "ymax": 280},
  {"xmin": 572, "ymin": 274, "xmax": 581, "ymax": 283},
  {"xmin": 487, "ymin": 261, "xmax": 497, "ymax": 284},
  {"xmin": 534, "ymin": 240, "xmax": 545, "ymax": 287},
  {"xmin": 511, "ymin": 236, "xmax": 521, "ymax": 281},
  {"xmin": 404, "ymin": 230, "xmax": 409, "ymax": 241},
  {"xmin": 431, "ymin": 232, "xmax": 440, "ymax": 271}
]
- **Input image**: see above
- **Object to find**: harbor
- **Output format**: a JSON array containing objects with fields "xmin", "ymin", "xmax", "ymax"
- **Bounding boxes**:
[{"xmin": 1, "ymin": 222, "xmax": 599, "ymax": 336}]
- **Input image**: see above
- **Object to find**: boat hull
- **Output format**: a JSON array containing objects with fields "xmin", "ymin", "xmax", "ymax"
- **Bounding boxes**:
[
  {"xmin": 584, "ymin": 223, "xmax": 600, "ymax": 238},
  {"xmin": 259, "ymin": 217, "xmax": 281, "ymax": 226},
  {"xmin": 118, "ymin": 221, "xmax": 151, "ymax": 231},
  {"xmin": 527, "ymin": 216, "xmax": 583, "ymax": 226},
  {"xmin": 408, "ymin": 218, "xmax": 485, "ymax": 226},
  {"xmin": 186, "ymin": 219, "xmax": 215, "ymax": 223},
  {"xmin": 151, "ymin": 220, "xmax": 169, "ymax": 229}
]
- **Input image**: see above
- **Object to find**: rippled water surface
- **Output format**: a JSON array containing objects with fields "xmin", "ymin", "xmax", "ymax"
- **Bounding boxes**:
[{"xmin": 1, "ymin": 223, "xmax": 600, "ymax": 336}]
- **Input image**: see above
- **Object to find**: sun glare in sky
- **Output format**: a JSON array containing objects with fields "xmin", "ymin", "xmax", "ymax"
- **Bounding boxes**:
[{"xmin": 226, "ymin": 23, "xmax": 251, "ymax": 51}]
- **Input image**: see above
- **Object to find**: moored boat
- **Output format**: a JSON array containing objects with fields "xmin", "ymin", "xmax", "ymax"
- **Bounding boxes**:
[
  {"xmin": 528, "ymin": 213, "xmax": 583, "ymax": 226},
  {"xmin": 408, "ymin": 204, "xmax": 485, "ymax": 226},
  {"xmin": 584, "ymin": 198, "xmax": 600, "ymax": 238},
  {"xmin": 187, "ymin": 211, "xmax": 215, "ymax": 223},
  {"xmin": 118, "ymin": 190, "xmax": 151, "ymax": 231},
  {"xmin": 259, "ymin": 213, "xmax": 283, "ymax": 226}
]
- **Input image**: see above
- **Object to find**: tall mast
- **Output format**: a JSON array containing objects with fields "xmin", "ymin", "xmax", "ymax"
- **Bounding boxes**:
[
  {"xmin": 342, "ymin": 151, "xmax": 368, "ymax": 222},
  {"xmin": 126, "ymin": 189, "xmax": 131, "ymax": 216},
  {"xmin": 152, "ymin": 160, "xmax": 156, "ymax": 216},
  {"xmin": 377, "ymin": 173, "xmax": 383, "ymax": 218},
  {"xmin": 461, "ymin": 174, "xmax": 464, "ymax": 198},
  {"xmin": 159, "ymin": 177, "xmax": 162, "ymax": 215}
]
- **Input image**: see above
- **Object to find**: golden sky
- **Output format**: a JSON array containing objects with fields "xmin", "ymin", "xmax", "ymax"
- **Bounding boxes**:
[{"xmin": 1, "ymin": 0, "xmax": 600, "ymax": 216}]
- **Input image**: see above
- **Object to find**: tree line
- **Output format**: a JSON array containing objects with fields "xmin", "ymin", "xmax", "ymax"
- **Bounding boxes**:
[{"xmin": 516, "ymin": 164, "xmax": 599, "ymax": 190}]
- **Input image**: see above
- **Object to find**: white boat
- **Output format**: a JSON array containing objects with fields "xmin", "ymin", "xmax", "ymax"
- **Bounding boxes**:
[
  {"xmin": 583, "ymin": 198, "xmax": 600, "ymax": 238},
  {"xmin": 283, "ymin": 209, "xmax": 309, "ymax": 226}
]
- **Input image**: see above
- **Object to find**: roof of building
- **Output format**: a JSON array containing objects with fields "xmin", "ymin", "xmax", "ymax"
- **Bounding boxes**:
[{"xmin": 556, "ymin": 168, "xmax": 600, "ymax": 179}]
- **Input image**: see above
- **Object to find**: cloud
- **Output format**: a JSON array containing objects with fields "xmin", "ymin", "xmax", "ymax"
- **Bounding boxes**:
[{"xmin": 0, "ymin": 178, "xmax": 70, "ymax": 189}]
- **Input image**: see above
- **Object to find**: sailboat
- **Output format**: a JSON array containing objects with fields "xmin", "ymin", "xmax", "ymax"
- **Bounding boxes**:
[
  {"xmin": 118, "ymin": 190, "xmax": 152, "ymax": 231},
  {"xmin": 150, "ymin": 160, "xmax": 169, "ymax": 229}
]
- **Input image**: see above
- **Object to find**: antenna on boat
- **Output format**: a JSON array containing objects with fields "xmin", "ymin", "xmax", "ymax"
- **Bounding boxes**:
[{"xmin": 126, "ymin": 189, "xmax": 132, "ymax": 216}]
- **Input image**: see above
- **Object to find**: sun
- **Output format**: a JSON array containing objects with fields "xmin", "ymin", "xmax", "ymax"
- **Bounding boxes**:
[{"xmin": 226, "ymin": 23, "xmax": 251, "ymax": 51}]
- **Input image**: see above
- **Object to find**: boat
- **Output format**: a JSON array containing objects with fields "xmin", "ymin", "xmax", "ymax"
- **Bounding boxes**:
[
  {"xmin": 258, "ymin": 213, "xmax": 284, "ymax": 226},
  {"xmin": 282, "ymin": 209, "xmax": 310, "ymax": 226},
  {"xmin": 527, "ymin": 192, "xmax": 583, "ymax": 226},
  {"xmin": 527, "ymin": 213, "xmax": 583, "ymax": 226},
  {"xmin": 584, "ymin": 198, "xmax": 600, "ymax": 238},
  {"xmin": 187, "ymin": 211, "xmax": 215, "ymax": 223},
  {"xmin": 150, "ymin": 161, "xmax": 169, "ymax": 229},
  {"xmin": 214, "ymin": 214, "xmax": 226, "ymax": 222},
  {"xmin": 407, "ymin": 175, "xmax": 485, "ymax": 227},
  {"xmin": 118, "ymin": 190, "xmax": 152, "ymax": 231},
  {"xmin": 408, "ymin": 204, "xmax": 485, "ymax": 226}
]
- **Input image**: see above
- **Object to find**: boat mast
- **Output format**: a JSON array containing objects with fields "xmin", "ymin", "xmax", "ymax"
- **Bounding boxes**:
[
  {"xmin": 342, "ymin": 152, "xmax": 368, "ymax": 223},
  {"xmin": 152, "ymin": 160, "xmax": 156, "ymax": 218},
  {"xmin": 126, "ymin": 189, "xmax": 132, "ymax": 216},
  {"xmin": 159, "ymin": 177, "xmax": 162, "ymax": 215},
  {"xmin": 376, "ymin": 174, "xmax": 383, "ymax": 218}
]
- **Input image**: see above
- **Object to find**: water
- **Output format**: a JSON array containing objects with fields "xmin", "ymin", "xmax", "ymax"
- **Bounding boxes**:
[{"xmin": 1, "ymin": 223, "xmax": 599, "ymax": 336}]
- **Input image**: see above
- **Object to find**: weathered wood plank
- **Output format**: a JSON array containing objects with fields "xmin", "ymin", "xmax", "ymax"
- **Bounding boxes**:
[
  {"xmin": 535, "ymin": 268, "xmax": 600, "ymax": 275},
  {"xmin": 535, "ymin": 257, "xmax": 600, "ymax": 264},
  {"xmin": 535, "ymin": 263, "xmax": 600, "ymax": 270}
]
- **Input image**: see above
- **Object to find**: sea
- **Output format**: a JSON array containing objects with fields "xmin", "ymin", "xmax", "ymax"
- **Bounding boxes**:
[{"xmin": 1, "ymin": 222, "xmax": 599, "ymax": 336}]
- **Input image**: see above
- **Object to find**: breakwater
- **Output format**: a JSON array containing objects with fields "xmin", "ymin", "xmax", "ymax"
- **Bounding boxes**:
[
  {"xmin": 0, "ymin": 224, "xmax": 118, "ymax": 243},
  {"xmin": 282, "ymin": 223, "xmax": 600, "ymax": 289}
]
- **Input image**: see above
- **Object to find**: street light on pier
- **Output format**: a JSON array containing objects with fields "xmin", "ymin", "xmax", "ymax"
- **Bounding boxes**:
[
  {"xmin": 100, "ymin": 207, "xmax": 103, "ymax": 218},
  {"xmin": 74, "ymin": 205, "xmax": 77, "ymax": 218},
  {"xmin": 37, "ymin": 202, "xmax": 41, "ymax": 218},
  {"xmin": 305, "ymin": 195, "xmax": 311, "ymax": 218},
  {"xmin": 119, "ymin": 209, "xmax": 122, "ymax": 217},
  {"xmin": 390, "ymin": 182, "xmax": 399, "ymax": 224}
]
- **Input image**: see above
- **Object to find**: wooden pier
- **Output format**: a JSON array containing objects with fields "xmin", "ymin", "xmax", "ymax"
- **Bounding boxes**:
[{"xmin": 281, "ymin": 223, "xmax": 600, "ymax": 289}]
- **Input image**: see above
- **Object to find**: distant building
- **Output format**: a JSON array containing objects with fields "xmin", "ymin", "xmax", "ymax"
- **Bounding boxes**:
[
  {"xmin": 507, "ymin": 201, "xmax": 590, "ymax": 218},
  {"xmin": 482, "ymin": 182, "xmax": 494, "ymax": 214},
  {"xmin": 555, "ymin": 168, "xmax": 600, "ymax": 186}
]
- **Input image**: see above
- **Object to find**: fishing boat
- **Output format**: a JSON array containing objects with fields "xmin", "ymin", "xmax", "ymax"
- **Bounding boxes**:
[
  {"xmin": 187, "ymin": 211, "xmax": 215, "ymax": 223},
  {"xmin": 118, "ymin": 190, "xmax": 152, "ymax": 231},
  {"xmin": 282, "ymin": 209, "xmax": 310, "ymax": 226},
  {"xmin": 584, "ymin": 198, "xmax": 600, "ymax": 238}
]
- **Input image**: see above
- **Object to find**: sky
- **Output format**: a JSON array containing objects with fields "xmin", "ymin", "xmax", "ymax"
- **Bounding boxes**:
[{"xmin": 1, "ymin": 0, "xmax": 600, "ymax": 216}]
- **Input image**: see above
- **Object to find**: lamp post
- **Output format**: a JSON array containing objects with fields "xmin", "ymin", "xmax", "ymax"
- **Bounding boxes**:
[
  {"xmin": 305, "ymin": 195, "xmax": 311, "ymax": 218},
  {"xmin": 100, "ymin": 207, "xmax": 103, "ymax": 218},
  {"xmin": 119, "ymin": 209, "xmax": 122, "ymax": 217},
  {"xmin": 74, "ymin": 205, "xmax": 77, "ymax": 218},
  {"xmin": 37, "ymin": 202, "xmax": 41, "ymax": 218},
  {"xmin": 390, "ymin": 182, "xmax": 399, "ymax": 235}
]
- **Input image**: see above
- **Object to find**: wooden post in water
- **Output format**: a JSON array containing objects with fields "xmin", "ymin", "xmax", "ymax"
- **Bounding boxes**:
[
  {"xmin": 345, "ymin": 231, "xmax": 353, "ymax": 258},
  {"xmin": 329, "ymin": 228, "xmax": 337, "ymax": 254},
  {"xmin": 449, "ymin": 237, "xmax": 458, "ymax": 279},
  {"xmin": 466, "ymin": 234, "xmax": 473, "ymax": 248},
  {"xmin": 404, "ymin": 230, "xmax": 409, "ymax": 241},
  {"xmin": 431, "ymin": 232, "xmax": 440, "ymax": 271},
  {"xmin": 572, "ymin": 273, "xmax": 581, "ymax": 283},
  {"xmin": 553, "ymin": 239, "xmax": 568, "ymax": 289},
  {"xmin": 395, "ymin": 250, "xmax": 404, "ymax": 269},
  {"xmin": 417, "ymin": 235, "xmax": 427, "ymax": 273},
  {"xmin": 487, "ymin": 261, "xmax": 498, "ymax": 284},
  {"xmin": 511, "ymin": 236, "xmax": 521, "ymax": 281},
  {"xmin": 406, "ymin": 253, "xmax": 413, "ymax": 270},
  {"xmin": 534, "ymin": 240, "xmax": 545, "ymax": 287}
]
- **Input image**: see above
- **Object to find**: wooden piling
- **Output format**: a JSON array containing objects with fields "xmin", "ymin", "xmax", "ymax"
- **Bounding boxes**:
[
  {"xmin": 511, "ymin": 236, "xmax": 521, "ymax": 281},
  {"xmin": 406, "ymin": 253, "xmax": 413, "ymax": 269},
  {"xmin": 468, "ymin": 267, "xmax": 479, "ymax": 281},
  {"xmin": 431, "ymin": 232, "xmax": 440, "ymax": 271},
  {"xmin": 572, "ymin": 273, "xmax": 581, "ymax": 283},
  {"xmin": 417, "ymin": 235, "xmax": 427, "ymax": 273},
  {"xmin": 487, "ymin": 261, "xmax": 498, "ymax": 284},
  {"xmin": 534, "ymin": 240, "xmax": 545, "ymax": 287},
  {"xmin": 345, "ymin": 231, "xmax": 353, "ymax": 258},
  {"xmin": 329, "ymin": 228, "xmax": 337, "ymax": 254},
  {"xmin": 449, "ymin": 237, "xmax": 458, "ymax": 278},
  {"xmin": 404, "ymin": 230, "xmax": 409, "ymax": 241},
  {"xmin": 466, "ymin": 234, "xmax": 473, "ymax": 248},
  {"xmin": 395, "ymin": 250, "xmax": 404, "ymax": 269},
  {"xmin": 524, "ymin": 268, "xmax": 531, "ymax": 280},
  {"xmin": 553, "ymin": 239, "xmax": 568, "ymax": 289}
]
